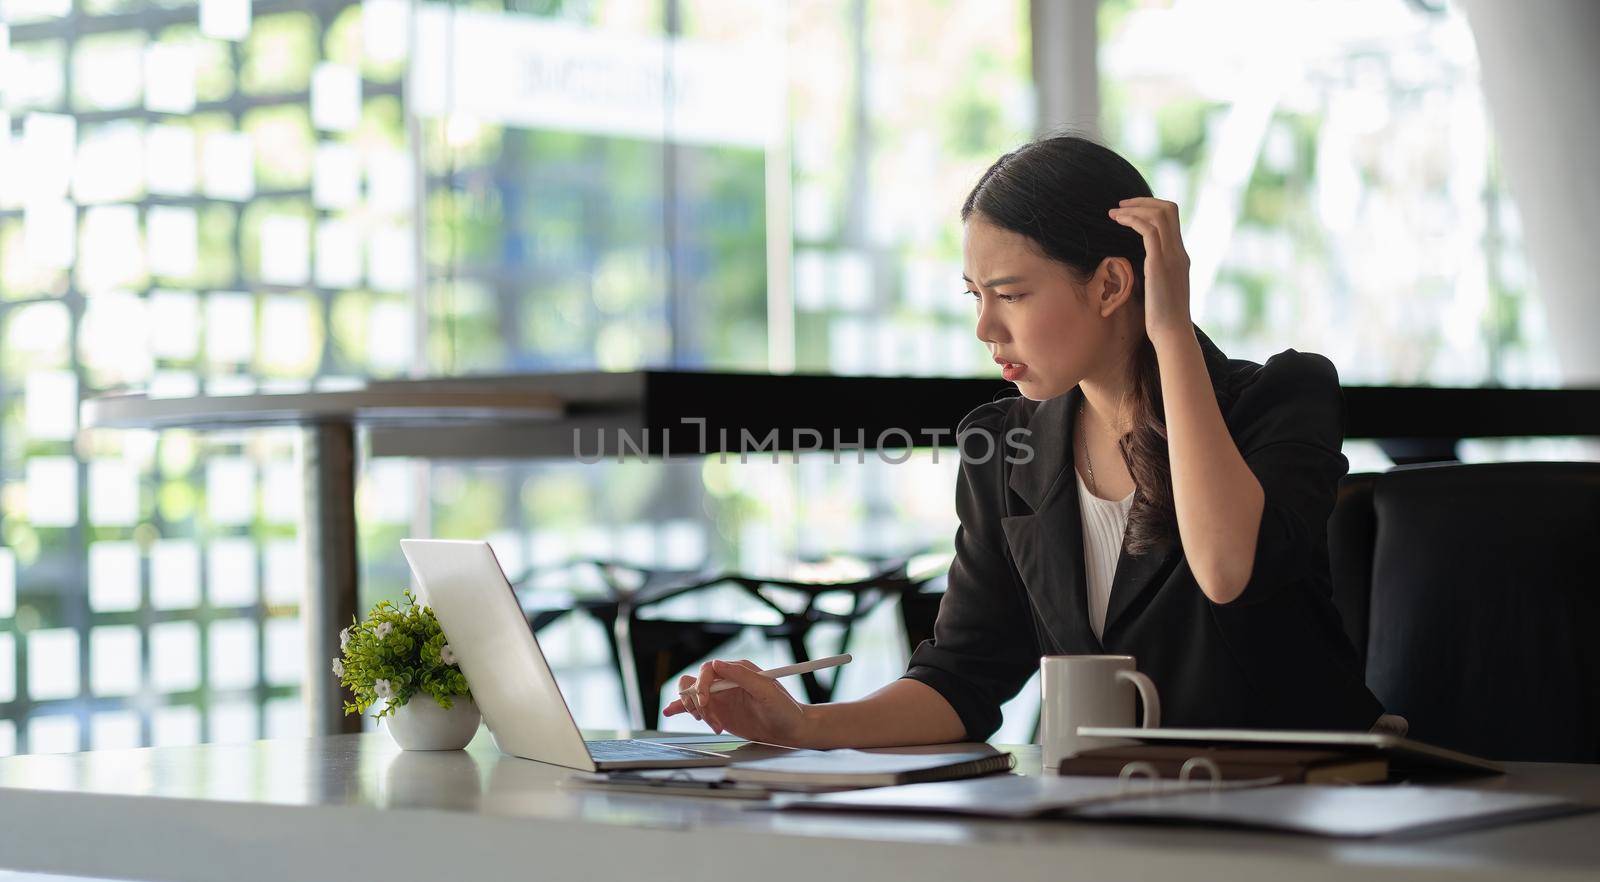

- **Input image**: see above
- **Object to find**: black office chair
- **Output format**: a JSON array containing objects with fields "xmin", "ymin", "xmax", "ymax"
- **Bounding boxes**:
[{"xmin": 1328, "ymin": 462, "xmax": 1600, "ymax": 762}]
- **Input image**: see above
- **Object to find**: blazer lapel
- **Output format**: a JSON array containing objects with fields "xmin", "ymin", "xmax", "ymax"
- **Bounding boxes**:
[
  {"xmin": 1100, "ymin": 531, "xmax": 1181, "ymax": 638},
  {"xmin": 1000, "ymin": 388, "xmax": 1103, "ymax": 654}
]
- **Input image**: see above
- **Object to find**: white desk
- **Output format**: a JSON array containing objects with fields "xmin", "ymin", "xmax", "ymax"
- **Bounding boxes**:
[{"xmin": 0, "ymin": 732, "xmax": 1595, "ymax": 882}]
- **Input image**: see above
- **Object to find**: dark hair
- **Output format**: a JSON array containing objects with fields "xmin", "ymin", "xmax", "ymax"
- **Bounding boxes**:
[{"xmin": 961, "ymin": 133, "xmax": 1172, "ymax": 555}]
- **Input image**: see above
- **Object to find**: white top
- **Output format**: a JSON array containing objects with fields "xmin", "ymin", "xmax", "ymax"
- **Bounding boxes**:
[{"xmin": 1077, "ymin": 468, "xmax": 1136, "ymax": 640}]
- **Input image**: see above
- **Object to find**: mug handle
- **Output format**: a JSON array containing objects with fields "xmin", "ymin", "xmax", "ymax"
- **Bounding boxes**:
[{"xmin": 1116, "ymin": 669, "xmax": 1161, "ymax": 728}]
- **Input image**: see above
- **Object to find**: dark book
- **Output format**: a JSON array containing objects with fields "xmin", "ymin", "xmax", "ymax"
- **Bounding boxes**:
[{"xmin": 1058, "ymin": 744, "xmax": 1388, "ymax": 784}]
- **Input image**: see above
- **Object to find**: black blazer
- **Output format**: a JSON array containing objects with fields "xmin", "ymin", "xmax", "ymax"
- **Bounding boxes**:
[{"xmin": 904, "ymin": 329, "xmax": 1383, "ymax": 740}]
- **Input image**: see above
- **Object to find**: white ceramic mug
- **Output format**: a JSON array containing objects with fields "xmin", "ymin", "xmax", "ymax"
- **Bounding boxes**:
[{"xmin": 1039, "ymin": 654, "xmax": 1161, "ymax": 769}]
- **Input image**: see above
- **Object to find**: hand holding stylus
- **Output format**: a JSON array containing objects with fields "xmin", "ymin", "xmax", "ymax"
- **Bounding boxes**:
[{"xmin": 662, "ymin": 654, "xmax": 852, "ymax": 742}]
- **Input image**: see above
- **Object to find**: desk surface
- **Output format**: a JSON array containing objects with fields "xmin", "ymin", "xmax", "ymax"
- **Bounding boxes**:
[{"xmin": 0, "ymin": 732, "xmax": 1596, "ymax": 882}]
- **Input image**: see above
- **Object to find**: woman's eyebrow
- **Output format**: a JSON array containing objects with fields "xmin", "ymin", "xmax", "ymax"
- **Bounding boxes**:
[{"xmin": 961, "ymin": 274, "xmax": 1026, "ymax": 287}]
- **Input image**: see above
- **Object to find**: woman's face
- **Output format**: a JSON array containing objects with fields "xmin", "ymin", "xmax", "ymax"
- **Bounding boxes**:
[{"xmin": 963, "ymin": 215, "xmax": 1117, "ymax": 402}]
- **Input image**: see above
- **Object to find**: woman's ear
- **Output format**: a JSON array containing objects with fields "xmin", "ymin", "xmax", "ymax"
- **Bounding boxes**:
[{"xmin": 1095, "ymin": 257, "xmax": 1136, "ymax": 317}]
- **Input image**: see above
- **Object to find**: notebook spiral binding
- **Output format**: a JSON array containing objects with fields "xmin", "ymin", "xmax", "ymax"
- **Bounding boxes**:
[{"xmin": 1111, "ymin": 755, "xmax": 1274, "ymax": 795}]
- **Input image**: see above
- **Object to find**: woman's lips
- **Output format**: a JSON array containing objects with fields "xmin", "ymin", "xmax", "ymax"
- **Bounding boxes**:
[{"xmin": 1001, "ymin": 362, "xmax": 1027, "ymax": 382}]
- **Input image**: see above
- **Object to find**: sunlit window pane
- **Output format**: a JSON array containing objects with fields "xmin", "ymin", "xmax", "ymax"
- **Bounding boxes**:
[
  {"xmin": 148, "ymin": 289, "xmax": 200, "ymax": 360},
  {"xmin": 24, "ymin": 369, "xmax": 76, "ymax": 440},
  {"xmin": 201, "ymin": 130, "xmax": 255, "ymax": 201},
  {"xmin": 147, "ymin": 205, "xmax": 199, "ymax": 279},
  {"xmin": 204, "ymin": 291, "xmax": 256, "ymax": 364},
  {"xmin": 314, "ymin": 218, "xmax": 362, "ymax": 288},
  {"xmin": 151, "ymin": 539, "xmax": 200, "ymax": 610},
  {"xmin": 0, "ymin": 633, "xmax": 14, "ymax": 703},
  {"xmin": 4, "ymin": 40, "xmax": 65, "ymax": 113},
  {"xmin": 27, "ymin": 715, "xmax": 79, "ymax": 754},
  {"xmin": 74, "ymin": 121, "xmax": 144, "ymax": 204},
  {"xmin": 78, "ymin": 203, "xmax": 146, "ymax": 292},
  {"xmin": 258, "ymin": 215, "xmax": 310, "ymax": 286},
  {"xmin": 209, "ymin": 701, "xmax": 259, "ymax": 744},
  {"xmin": 207, "ymin": 537, "xmax": 259, "ymax": 607},
  {"xmin": 7, "ymin": 301, "xmax": 71, "ymax": 366},
  {"xmin": 91, "ymin": 710, "xmax": 143, "ymax": 750},
  {"xmin": 0, "ymin": 111, "xmax": 11, "ymax": 209},
  {"xmin": 151, "ymin": 620, "xmax": 200, "ymax": 692},
  {"xmin": 0, "ymin": 720, "xmax": 12, "ymax": 757},
  {"xmin": 205, "ymin": 457, "xmax": 256, "ymax": 525},
  {"xmin": 152, "ymin": 704, "xmax": 200, "ymax": 746},
  {"xmin": 26, "ymin": 455, "xmax": 79, "ymax": 528},
  {"xmin": 261, "ymin": 460, "xmax": 301, "ymax": 524},
  {"xmin": 263, "ymin": 616, "xmax": 302, "ymax": 686},
  {"xmin": 88, "ymin": 459, "xmax": 140, "ymax": 526},
  {"xmin": 312, "ymin": 142, "xmax": 361, "ymax": 209},
  {"xmin": 27, "ymin": 628, "xmax": 79, "ymax": 700},
  {"xmin": 146, "ymin": 124, "xmax": 197, "ymax": 195},
  {"xmin": 367, "ymin": 223, "xmax": 413, "ymax": 292},
  {"xmin": 19, "ymin": 112, "xmax": 74, "ymax": 202},
  {"xmin": 23, "ymin": 198, "xmax": 76, "ymax": 270},
  {"xmin": 362, "ymin": 0, "xmax": 409, "ymax": 65},
  {"xmin": 148, "ymin": 370, "xmax": 201, "ymax": 399},
  {"xmin": 208, "ymin": 618, "xmax": 258, "ymax": 690},
  {"xmin": 360, "ymin": 459, "xmax": 412, "ymax": 525},
  {"xmin": 265, "ymin": 696, "xmax": 304, "ymax": 739},
  {"xmin": 200, "ymin": 0, "xmax": 252, "ymax": 42},
  {"xmin": 261, "ymin": 295, "xmax": 318, "ymax": 375},
  {"xmin": 80, "ymin": 290, "xmax": 154, "ymax": 384},
  {"xmin": 89, "ymin": 541, "xmax": 141, "ymax": 612},
  {"xmin": 144, "ymin": 42, "xmax": 197, "ymax": 115},
  {"xmin": 90, "ymin": 625, "xmax": 142, "ymax": 697},
  {"xmin": 311, "ymin": 63, "xmax": 361, "ymax": 132},
  {"xmin": 263, "ymin": 539, "xmax": 303, "ymax": 606},
  {"xmin": 365, "ymin": 148, "xmax": 412, "ymax": 214},
  {"xmin": 367, "ymin": 299, "xmax": 414, "ymax": 373},
  {"xmin": 0, "ymin": 547, "xmax": 14, "ymax": 619},
  {"xmin": 73, "ymin": 33, "xmax": 144, "ymax": 111}
]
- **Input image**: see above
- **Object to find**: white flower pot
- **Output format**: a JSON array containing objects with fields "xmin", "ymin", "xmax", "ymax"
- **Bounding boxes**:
[{"xmin": 383, "ymin": 696, "xmax": 480, "ymax": 750}]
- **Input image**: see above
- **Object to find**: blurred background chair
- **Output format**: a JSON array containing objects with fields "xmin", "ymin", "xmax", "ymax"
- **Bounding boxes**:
[
  {"xmin": 508, "ymin": 553, "xmax": 949, "ymax": 728},
  {"xmin": 1329, "ymin": 462, "xmax": 1600, "ymax": 762}
]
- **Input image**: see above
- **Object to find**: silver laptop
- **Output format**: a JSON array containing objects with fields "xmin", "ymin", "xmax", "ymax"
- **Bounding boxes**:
[{"xmin": 399, "ymin": 539, "xmax": 729, "ymax": 771}]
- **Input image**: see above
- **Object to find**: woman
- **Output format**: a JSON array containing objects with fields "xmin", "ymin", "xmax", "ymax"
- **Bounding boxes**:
[{"xmin": 664, "ymin": 135, "xmax": 1384, "ymax": 747}]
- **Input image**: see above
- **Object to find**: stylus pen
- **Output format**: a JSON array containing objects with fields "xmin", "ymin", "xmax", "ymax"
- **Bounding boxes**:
[{"xmin": 679, "ymin": 653, "xmax": 853, "ymax": 699}]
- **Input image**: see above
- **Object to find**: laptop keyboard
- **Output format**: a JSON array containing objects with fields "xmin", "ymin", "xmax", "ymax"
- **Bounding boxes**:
[{"xmin": 585, "ymin": 739, "xmax": 721, "ymax": 761}]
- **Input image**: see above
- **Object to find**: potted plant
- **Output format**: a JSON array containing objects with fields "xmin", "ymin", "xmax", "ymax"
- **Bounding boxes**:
[{"xmin": 333, "ymin": 590, "xmax": 479, "ymax": 750}]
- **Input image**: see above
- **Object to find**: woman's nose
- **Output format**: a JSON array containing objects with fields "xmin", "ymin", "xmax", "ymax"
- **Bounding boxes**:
[{"xmin": 974, "ymin": 297, "xmax": 1006, "ymax": 345}]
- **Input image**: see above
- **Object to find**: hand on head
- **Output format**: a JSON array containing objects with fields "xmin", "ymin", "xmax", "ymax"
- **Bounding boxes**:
[{"xmin": 662, "ymin": 658, "xmax": 811, "ymax": 746}]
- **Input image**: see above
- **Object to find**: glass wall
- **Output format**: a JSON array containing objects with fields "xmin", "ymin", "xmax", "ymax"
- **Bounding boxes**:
[
  {"xmin": 0, "ymin": 0, "xmax": 1557, "ymax": 752},
  {"xmin": 1098, "ymin": 0, "xmax": 1553, "ymax": 389},
  {"xmin": 0, "ymin": 0, "xmax": 416, "ymax": 753},
  {"xmin": 405, "ymin": 0, "xmax": 1034, "ymax": 731},
  {"xmin": 0, "ymin": 0, "xmax": 1037, "ymax": 750}
]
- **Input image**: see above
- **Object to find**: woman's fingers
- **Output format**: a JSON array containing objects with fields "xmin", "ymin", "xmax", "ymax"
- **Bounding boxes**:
[
  {"xmin": 709, "ymin": 659, "xmax": 782, "ymax": 699},
  {"xmin": 695, "ymin": 660, "xmax": 718, "ymax": 715},
  {"xmin": 1110, "ymin": 208, "xmax": 1163, "ymax": 251},
  {"xmin": 670, "ymin": 674, "xmax": 699, "ymax": 719},
  {"xmin": 1114, "ymin": 199, "xmax": 1186, "ymax": 257}
]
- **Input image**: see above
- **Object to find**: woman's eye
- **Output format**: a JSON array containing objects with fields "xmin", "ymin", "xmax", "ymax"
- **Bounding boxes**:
[{"xmin": 968, "ymin": 291, "xmax": 1023, "ymax": 303}]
